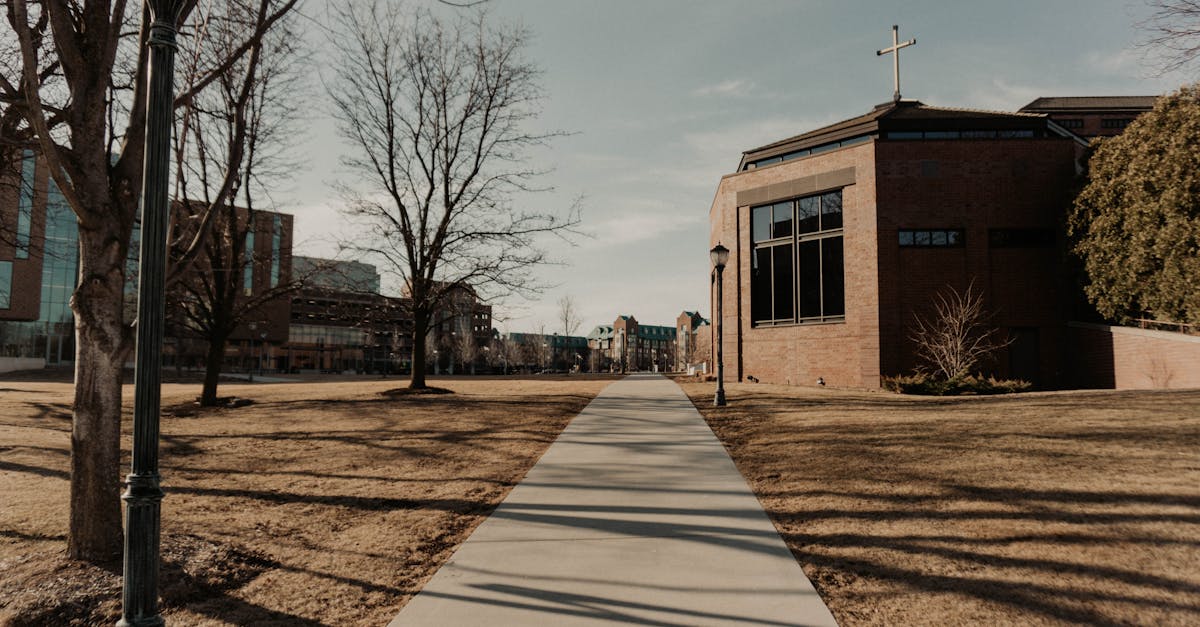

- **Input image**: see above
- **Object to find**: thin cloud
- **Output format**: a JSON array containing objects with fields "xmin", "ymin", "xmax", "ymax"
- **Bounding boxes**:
[{"xmin": 692, "ymin": 79, "xmax": 755, "ymax": 97}]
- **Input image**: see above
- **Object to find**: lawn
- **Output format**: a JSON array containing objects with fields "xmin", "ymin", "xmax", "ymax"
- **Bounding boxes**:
[
  {"xmin": 679, "ymin": 381, "xmax": 1200, "ymax": 626},
  {"xmin": 0, "ymin": 375, "xmax": 612, "ymax": 626}
]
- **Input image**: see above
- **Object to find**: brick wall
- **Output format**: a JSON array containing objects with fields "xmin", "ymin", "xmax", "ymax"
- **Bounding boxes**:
[
  {"xmin": 1069, "ymin": 322, "xmax": 1200, "ymax": 389},
  {"xmin": 710, "ymin": 141, "xmax": 879, "ymax": 387},
  {"xmin": 874, "ymin": 138, "xmax": 1077, "ymax": 387}
]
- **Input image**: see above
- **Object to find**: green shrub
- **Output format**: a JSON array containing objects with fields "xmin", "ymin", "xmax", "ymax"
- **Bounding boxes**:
[{"xmin": 882, "ymin": 373, "xmax": 1031, "ymax": 396}]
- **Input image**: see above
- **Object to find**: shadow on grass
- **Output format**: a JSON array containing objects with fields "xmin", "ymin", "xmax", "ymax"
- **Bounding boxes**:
[{"xmin": 681, "ymin": 384, "xmax": 1200, "ymax": 625}]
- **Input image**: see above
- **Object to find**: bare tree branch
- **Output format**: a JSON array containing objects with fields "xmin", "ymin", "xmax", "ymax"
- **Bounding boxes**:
[
  {"xmin": 1139, "ymin": 0, "xmax": 1200, "ymax": 74},
  {"xmin": 909, "ymin": 281, "xmax": 1012, "ymax": 381}
]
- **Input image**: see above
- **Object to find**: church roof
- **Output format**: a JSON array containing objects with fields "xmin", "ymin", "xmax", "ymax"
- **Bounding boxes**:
[{"xmin": 739, "ymin": 100, "xmax": 1063, "ymax": 171}]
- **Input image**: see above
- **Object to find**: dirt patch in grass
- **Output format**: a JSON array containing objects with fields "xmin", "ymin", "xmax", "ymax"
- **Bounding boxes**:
[
  {"xmin": 680, "ymin": 382, "xmax": 1200, "ymax": 626},
  {"xmin": 379, "ymin": 386, "xmax": 455, "ymax": 397},
  {"xmin": 0, "ymin": 376, "xmax": 609, "ymax": 626}
]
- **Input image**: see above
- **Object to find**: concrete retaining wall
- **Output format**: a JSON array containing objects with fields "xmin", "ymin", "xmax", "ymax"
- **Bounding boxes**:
[{"xmin": 1069, "ymin": 322, "xmax": 1200, "ymax": 389}]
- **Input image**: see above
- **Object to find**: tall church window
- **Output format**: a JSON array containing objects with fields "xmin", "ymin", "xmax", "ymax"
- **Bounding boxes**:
[{"xmin": 750, "ymin": 189, "xmax": 845, "ymax": 326}]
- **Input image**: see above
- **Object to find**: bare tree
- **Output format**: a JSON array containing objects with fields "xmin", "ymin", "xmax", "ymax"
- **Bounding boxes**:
[
  {"xmin": 909, "ymin": 282, "xmax": 1011, "ymax": 381},
  {"xmin": 1140, "ymin": 0, "xmax": 1200, "ymax": 73},
  {"xmin": 328, "ymin": 1, "xmax": 580, "ymax": 390},
  {"xmin": 167, "ymin": 0, "xmax": 309, "ymax": 406},
  {"xmin": 2, "ymin": 0, "xmax": 299, "ymax": 561},
  {"xmin": 557, "ymin": 294, "xmax": 581, "ymax": 338},
  {"xmin": 455, "ymin": 327, "xmax": 478, "ymax": 374},
  {"xmin": 499, "ymin": 334, "xmax": 521, "ymax": 373}
]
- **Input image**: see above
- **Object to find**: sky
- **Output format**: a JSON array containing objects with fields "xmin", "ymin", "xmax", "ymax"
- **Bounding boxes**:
[{"xmin": 281, "ymin": 0, "xmax": 1189, "ymax": 336}]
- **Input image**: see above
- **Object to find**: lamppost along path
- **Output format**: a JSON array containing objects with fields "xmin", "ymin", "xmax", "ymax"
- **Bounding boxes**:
[
  {"xmin": 120, "ymin": 2, "xmax": 186, "ymax": 625},
  {"xmin": 710, "ymin": 243, "xmax": 729, "ymax": 407}
]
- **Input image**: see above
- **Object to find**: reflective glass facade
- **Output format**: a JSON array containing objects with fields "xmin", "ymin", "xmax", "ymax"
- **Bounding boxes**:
[
  {"xmin": 244, "ymin": 230, "xmax": 254, "ymax": 295},
  {"xmin": 0, "ymin": 175, "xmax": 79, "ymax": 362},
  {"xmin": 271, "ymin": 215, "xmax": 282, "ymax": 287},
  {"xmin": 16, "ymin": 150, "xmax": 34, "ymax": 259},
  {"xmin": 0, "ymin": 261, "xmax": 11, "ymax": 308}
]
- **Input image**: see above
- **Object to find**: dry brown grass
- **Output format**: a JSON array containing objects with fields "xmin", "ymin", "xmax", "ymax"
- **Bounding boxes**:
[
  {"xmin": 679, "ymin": 381, "xmax": 1200, "ymax": 626},
  {"xmin": 0, "ymin": 375, "xmax": 611, "ymax": 626}
]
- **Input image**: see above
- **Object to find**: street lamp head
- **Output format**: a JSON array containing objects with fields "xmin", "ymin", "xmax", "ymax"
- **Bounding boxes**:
[{"xmin": 710, "ymin": 243, "xmax": 730, "ymax": 270}]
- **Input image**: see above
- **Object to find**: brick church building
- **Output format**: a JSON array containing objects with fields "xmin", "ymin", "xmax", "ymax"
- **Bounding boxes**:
[{"xmin": 708, "ymin": 98, "xmax": 1091, "ymax": 389}]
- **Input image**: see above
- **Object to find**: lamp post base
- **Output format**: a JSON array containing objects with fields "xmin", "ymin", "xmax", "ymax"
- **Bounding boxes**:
[{"xmin": 714, "ymin": 388, "xmax": 726, "ymax": 406}]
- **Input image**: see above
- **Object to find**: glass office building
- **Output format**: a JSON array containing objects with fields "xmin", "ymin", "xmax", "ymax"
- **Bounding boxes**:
[{"xmin": 0, "ymin": 155, "xmax": 79, "ymax": 365}]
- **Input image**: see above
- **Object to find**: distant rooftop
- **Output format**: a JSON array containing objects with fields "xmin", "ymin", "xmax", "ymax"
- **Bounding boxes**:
[
  {"xmin": 1019, "ymin": 96, "xmax": 1158, "ymax": 112},
  {"xmin": 294, "ymin": 256, "xmax": 380, "ymax": 293}
]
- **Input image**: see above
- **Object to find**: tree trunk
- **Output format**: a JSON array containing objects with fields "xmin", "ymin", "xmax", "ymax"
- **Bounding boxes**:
[
  {"xmin": 410, "ymin": 313, "xmax": 428, "ymax": 389},
  {"xmin": 67, "ymin": 227, "xmax": 129, "ymax": 562},
  {"xmin": 200, "ymin": 334, "xmax": 228, "ymax": 406}
]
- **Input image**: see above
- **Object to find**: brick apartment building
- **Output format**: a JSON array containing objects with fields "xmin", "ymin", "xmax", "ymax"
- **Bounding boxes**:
[
  {"xmin": 709, "ymin": 99, "xmax": 1087, "ymax": 388},
  {"xmin": 676, "ymin": 310, "xmax": 710, "ymax": 370},
  {"xmin": 587, "ymin": 315, "xmax": 679, "ymax": 372}
]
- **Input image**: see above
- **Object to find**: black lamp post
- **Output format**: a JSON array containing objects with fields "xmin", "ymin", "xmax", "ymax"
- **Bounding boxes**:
[
  {"xmin": 710, "ymin": 243, "xmax": 730, "ymax": 407},
  {"xmin": 120, "ymin": 2, "xmax": 185, "ymax": 625}
]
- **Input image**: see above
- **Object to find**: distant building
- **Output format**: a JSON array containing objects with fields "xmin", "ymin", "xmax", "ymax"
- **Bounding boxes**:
[
  {"xmin": 676, "ymin": 310, "xmax": 711, "ymax": 371},
  {"xmin": 1019, "ymin": 96, "xmax": 1157, "ymax": 139},
  {"xmin": 504, "ymin": 331, "xmax": 589, "ymax": 372},
  {"xmin": 0, "ymin": 149, "xmax": 78, "ymax": 368},
  {"xmin": 293, "ymin": 256, "xmax": 380, "ymax": 293},
  {"xmin": 587, "ymin": 315, "xmax": 678, "ymax": 372},
  {"xmin": 0, "ymin": 149, "xmax": 492, "ymax": 375}
]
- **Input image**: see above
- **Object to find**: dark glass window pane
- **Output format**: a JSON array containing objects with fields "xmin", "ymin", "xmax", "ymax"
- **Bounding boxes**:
[
  {"xmin": 914, "ymin": 231, "xmax": 931, "ymax": 246},
  {"xmin": 962, "ymin": 130, "xmax": 997, "ymax": 139},
  {"xmin": 888, "ymin": 131, "xmax": 924, "ymax": 139},
  {"xmin": 797, "ymin": 197, "xmax": 820, "ymax": 234},
  {"xmin": 772, "ymin": 244, "xmax": 794, "ymax": 321},
  {"xmin": 947, "ymin": 230, "xmax": 962, "ymax": 246},
  {"xmin": 0, "ymin": 261, "xmax": 12, "ymax": 308},
  {"xmin": 899, "ymin": 231, "xmax": 914, "ymax": 246},
  {"xmin": 751, "ymin": 247, "xmax": 772, "ymax": 322},
  {"xmin": 931, "ymin": 230, "xmax": 948, "ymax": 246},
  {"xmin": 752, "ymin": 206, "xmax": 771, "ymax": 243},
  {"xmin": 822, "ymin": 237, "xmax": 845, "ymax": 317},
  {"xmin": 798, "ymin": 240, "xmax": 821, "ymax": 318},
  {"xmin": 924, "ymin": 131, "xmax": 960, "ymax": 139},
  {"xmin": 771, "ymin": 201, "xmax": 793, "ymax": 239},
  {"xmin": 820, "ymin": 191, "xmax": 842, "ymax": 230}
]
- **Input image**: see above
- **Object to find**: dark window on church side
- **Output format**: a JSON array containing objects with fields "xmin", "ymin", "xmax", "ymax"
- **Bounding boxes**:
[
  {"xmin": 899, "ymin": 229, "xmax": 964, "ymax": 247},
  {"xmin": 1101, "ymin": 118, "xmax": 1133, "ymax": 129},
  {"xmin": 750, "ymin": 190, "xmax": 845, "ymax": 326},
  {"xmin": 1057, "ymin": 118, "xmax": 1084, "ymax": 129}
]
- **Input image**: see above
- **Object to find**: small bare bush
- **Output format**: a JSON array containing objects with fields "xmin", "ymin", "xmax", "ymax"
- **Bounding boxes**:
[{"xmin": 910, "ymin": 282, "xmax": 1011, "ymax": 381}]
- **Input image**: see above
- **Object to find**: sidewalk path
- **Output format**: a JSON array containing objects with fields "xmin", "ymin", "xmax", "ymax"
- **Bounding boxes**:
[{"xmin": 390, "ymin": 374, "xmax": 837, "ymax": 626}]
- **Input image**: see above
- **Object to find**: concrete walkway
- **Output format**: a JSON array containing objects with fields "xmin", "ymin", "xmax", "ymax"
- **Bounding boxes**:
[{"xmin": 389, "ymin": 374, "xmax": 837, "ymax": 627}]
